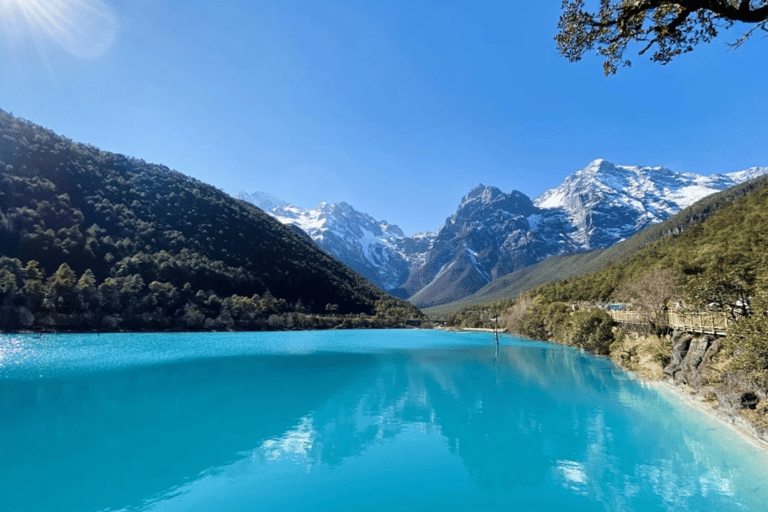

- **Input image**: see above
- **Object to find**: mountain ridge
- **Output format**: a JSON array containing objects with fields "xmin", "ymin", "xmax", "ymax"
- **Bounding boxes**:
[
  {"xmin": 426, "ymin": 170, "xmax": 768, "ymax": 316},
  {"xmin": 240, "ymin": 159, "xmax": 768, "ymax": 309},
  {"xmin": 406, "ymin": 159, "xmax": 768, "ymax": 307}
]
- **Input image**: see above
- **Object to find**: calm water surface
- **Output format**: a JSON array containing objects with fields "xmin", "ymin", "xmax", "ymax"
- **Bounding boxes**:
[{"xmin": 1, "ymin": 330, "xmax": 767, "ymax": 511}]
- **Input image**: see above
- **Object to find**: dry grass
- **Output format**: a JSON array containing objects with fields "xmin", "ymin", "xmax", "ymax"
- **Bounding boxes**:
[{"xmin": 609, "ymin": 329, "xmax": 669, "ymax": 380}]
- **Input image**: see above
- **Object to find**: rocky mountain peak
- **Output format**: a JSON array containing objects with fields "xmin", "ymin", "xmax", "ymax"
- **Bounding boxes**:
[
  {"xmin": 460, "ymin": 184, "xmax": 495, "ymax": 205},
  {"xmin": 584, "ymin": 158, "xmax": 611, "ymax": 173},
  {"xmin": 237, "ymin": 191, "xmax": 427, "ymax": 291},
  {"xmin": 454, "ymin": 186, "xmax": 534, "ymax": 222},
  {"xmin": 237, "ymin": 159, "xmax": 768, "ymax": 308}
]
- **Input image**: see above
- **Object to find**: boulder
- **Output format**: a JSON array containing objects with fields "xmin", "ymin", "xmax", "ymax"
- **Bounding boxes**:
[
  {"xmin": 679, "ymin": 335, "xmax": 715, "ymax": 389},
  {"xmin": 663, "ymin": 333, "xmax": 692, "ymax": 380},
  {"xmin": 716, "ymin": 389, "xmax": 760, "ymax": 412},
  {"xmin": 722, "ymin": 371, "xmax": 768, "ymax": 401},
  {"xmin": 700, "ymin": 337, "xmax": 721, "ymax": 366}
]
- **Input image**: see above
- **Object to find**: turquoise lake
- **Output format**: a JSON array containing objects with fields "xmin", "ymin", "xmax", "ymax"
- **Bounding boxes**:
[{"xmin": 1, "ymin": 329, "xmax": 767, "ymax": 511}]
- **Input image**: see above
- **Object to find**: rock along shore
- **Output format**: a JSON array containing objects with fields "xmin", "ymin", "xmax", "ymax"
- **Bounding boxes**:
[{"xmin": 614, "ymin": 329, "xmax": 768, "ymax": 449}]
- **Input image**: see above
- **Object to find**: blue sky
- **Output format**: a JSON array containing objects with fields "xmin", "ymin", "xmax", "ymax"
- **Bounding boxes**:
[{"xmin": 1, "ymin": 1, "xmax": 767, "ymax": 235}]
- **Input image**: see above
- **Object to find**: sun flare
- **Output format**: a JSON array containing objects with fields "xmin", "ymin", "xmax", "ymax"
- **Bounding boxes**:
[{"xmin": 0, "ymin": 0, "xmax": 117, "ymax": 60}]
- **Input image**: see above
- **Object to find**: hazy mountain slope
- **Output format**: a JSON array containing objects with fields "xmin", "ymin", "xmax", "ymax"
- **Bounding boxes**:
[
  {"xmin": 422, "ymin": 251, "xmax": 605, "ymax": 316},
  {"xmin": 0, "ymin": 109, "xmax": 419, "ymax": 331},
  {"xmin": 235, "ymin": 190, "xmax": 287, "ymax": 212}
]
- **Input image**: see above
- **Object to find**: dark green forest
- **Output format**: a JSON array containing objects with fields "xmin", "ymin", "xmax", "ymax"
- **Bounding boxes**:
[{"xmin": 0, "ymin": 110, "xmax": 422, "ymax": 332}]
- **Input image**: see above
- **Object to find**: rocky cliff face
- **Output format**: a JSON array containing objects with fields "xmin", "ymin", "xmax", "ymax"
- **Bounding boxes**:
[
  {"xmin": 658, "ymin": 331, "xmax": 768, "ymax": 443},
  {"xmin": 402, "ymin": 185, "xmax": 573, "ymax": 307},
  {"xmin": 663, "ymin": 332, "xmax": 722, "ymax": 390}
]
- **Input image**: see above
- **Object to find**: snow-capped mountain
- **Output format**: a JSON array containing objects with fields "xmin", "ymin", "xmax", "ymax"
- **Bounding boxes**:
[
  {"xmin": 238, "ymin": 159, "xmax": 767, "ymax": 307},
  {"xmin": 533, "ymin": 159, "xmax": 768, "ymax": 249},
  {"xmin": 405, "ymin": 159, "xmax": 768, "ymax": 307},
  {"xmin": 236, "ymin": 191, "xmax": 287, "ymax": 212},
  {"xmin": 402, "ymin": 185, "xmax": 574, "ymax": 307},
  {"xmin": 236, "ymin": 192, "xmax": 435, "ymax": 292}
]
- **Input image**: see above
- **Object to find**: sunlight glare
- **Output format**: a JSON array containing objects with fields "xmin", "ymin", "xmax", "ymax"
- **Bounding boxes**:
[{"xmin": 0, "ymin": 0, "xmax": 117, "ymax": 60}]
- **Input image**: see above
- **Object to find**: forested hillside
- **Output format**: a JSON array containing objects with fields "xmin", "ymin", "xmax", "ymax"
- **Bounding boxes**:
[
  {"xmin": 0, "ymin": 110, "xmax": 421, "ymax": 331},
  {"xmin": 531, "ymin": 176, "xmax": 768, "ymax": 305}
]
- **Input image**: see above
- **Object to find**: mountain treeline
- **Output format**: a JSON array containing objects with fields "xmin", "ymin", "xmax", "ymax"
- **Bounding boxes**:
[{"xmin": 0, "ymin": 110, "xmax": 422, "ymax": 331}]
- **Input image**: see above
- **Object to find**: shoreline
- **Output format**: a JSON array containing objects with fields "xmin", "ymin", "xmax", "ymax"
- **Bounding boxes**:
[
  {"xmin": 645, "ymin": 377, "xmax": 768, "ymax": 455},
  {"xmin": 453, "ymin": 326, "xmax": 768, "ymax": 456},
  {"xmin": 605, "ymin": 334, "xmax": 768, "ymax": 455}
]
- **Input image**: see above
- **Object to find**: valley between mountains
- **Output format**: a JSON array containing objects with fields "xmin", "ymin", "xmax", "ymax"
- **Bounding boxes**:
[
  {"xmin": 2, "ymin": 108, "xmax": 767, "ymax": 336},
  {"xmin": 239, "ymin": 159, "xmax": 768, "ymax": 308},
  {"xmin": 240, "ymin": 166, "xmax": 768, "ymax": 444}
]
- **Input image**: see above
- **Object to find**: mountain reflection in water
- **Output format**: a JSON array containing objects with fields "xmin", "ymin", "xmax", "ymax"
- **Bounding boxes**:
[{"xmin": 1, "ymin": 332, "xmax": 766, "ymax": 512}]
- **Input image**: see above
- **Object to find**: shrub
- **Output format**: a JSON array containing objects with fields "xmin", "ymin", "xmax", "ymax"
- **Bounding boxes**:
[{"xmin": 560, "ymin": 309, "xmax": 615, "ymax": 355}]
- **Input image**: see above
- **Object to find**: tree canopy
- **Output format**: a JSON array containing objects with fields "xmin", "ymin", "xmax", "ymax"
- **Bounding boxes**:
[
  {"xmin": 0, "ymin": 109, "xmax": 423, "ymax": 332},
  {"xmin": 556, "ymin": 0, "xmax": 768, "ymax": 74}
]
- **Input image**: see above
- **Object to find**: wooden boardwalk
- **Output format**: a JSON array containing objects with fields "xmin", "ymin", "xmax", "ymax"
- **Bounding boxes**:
[{"xmin": 608, "ymin": 310, "xmax": 729, "ymax": 335}]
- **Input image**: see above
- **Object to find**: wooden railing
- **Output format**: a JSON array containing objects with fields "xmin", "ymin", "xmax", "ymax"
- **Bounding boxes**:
[
  {"xmin": 607, "ymin": 310, "xmax": 646, "ymax": 325},
  {"xmin": 608, "ymin": 310, "xmax": 729, "ymax": 335}
]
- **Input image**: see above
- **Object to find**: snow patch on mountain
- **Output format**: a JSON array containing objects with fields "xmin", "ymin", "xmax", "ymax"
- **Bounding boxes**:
[
  {"xmin": 236, "ymin": 192, "xmax": 435, "ymax": 292},
  {"xmin": 533, "ymin": 159, "xmax": 768, "ymax": 250},
  {"xmin": 536, "ymin": 190, "xmax": 566, "ymax": 209},
  {"xmin": 236, "ymin": 190, "xmax": 286, "ymax": 212}
]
